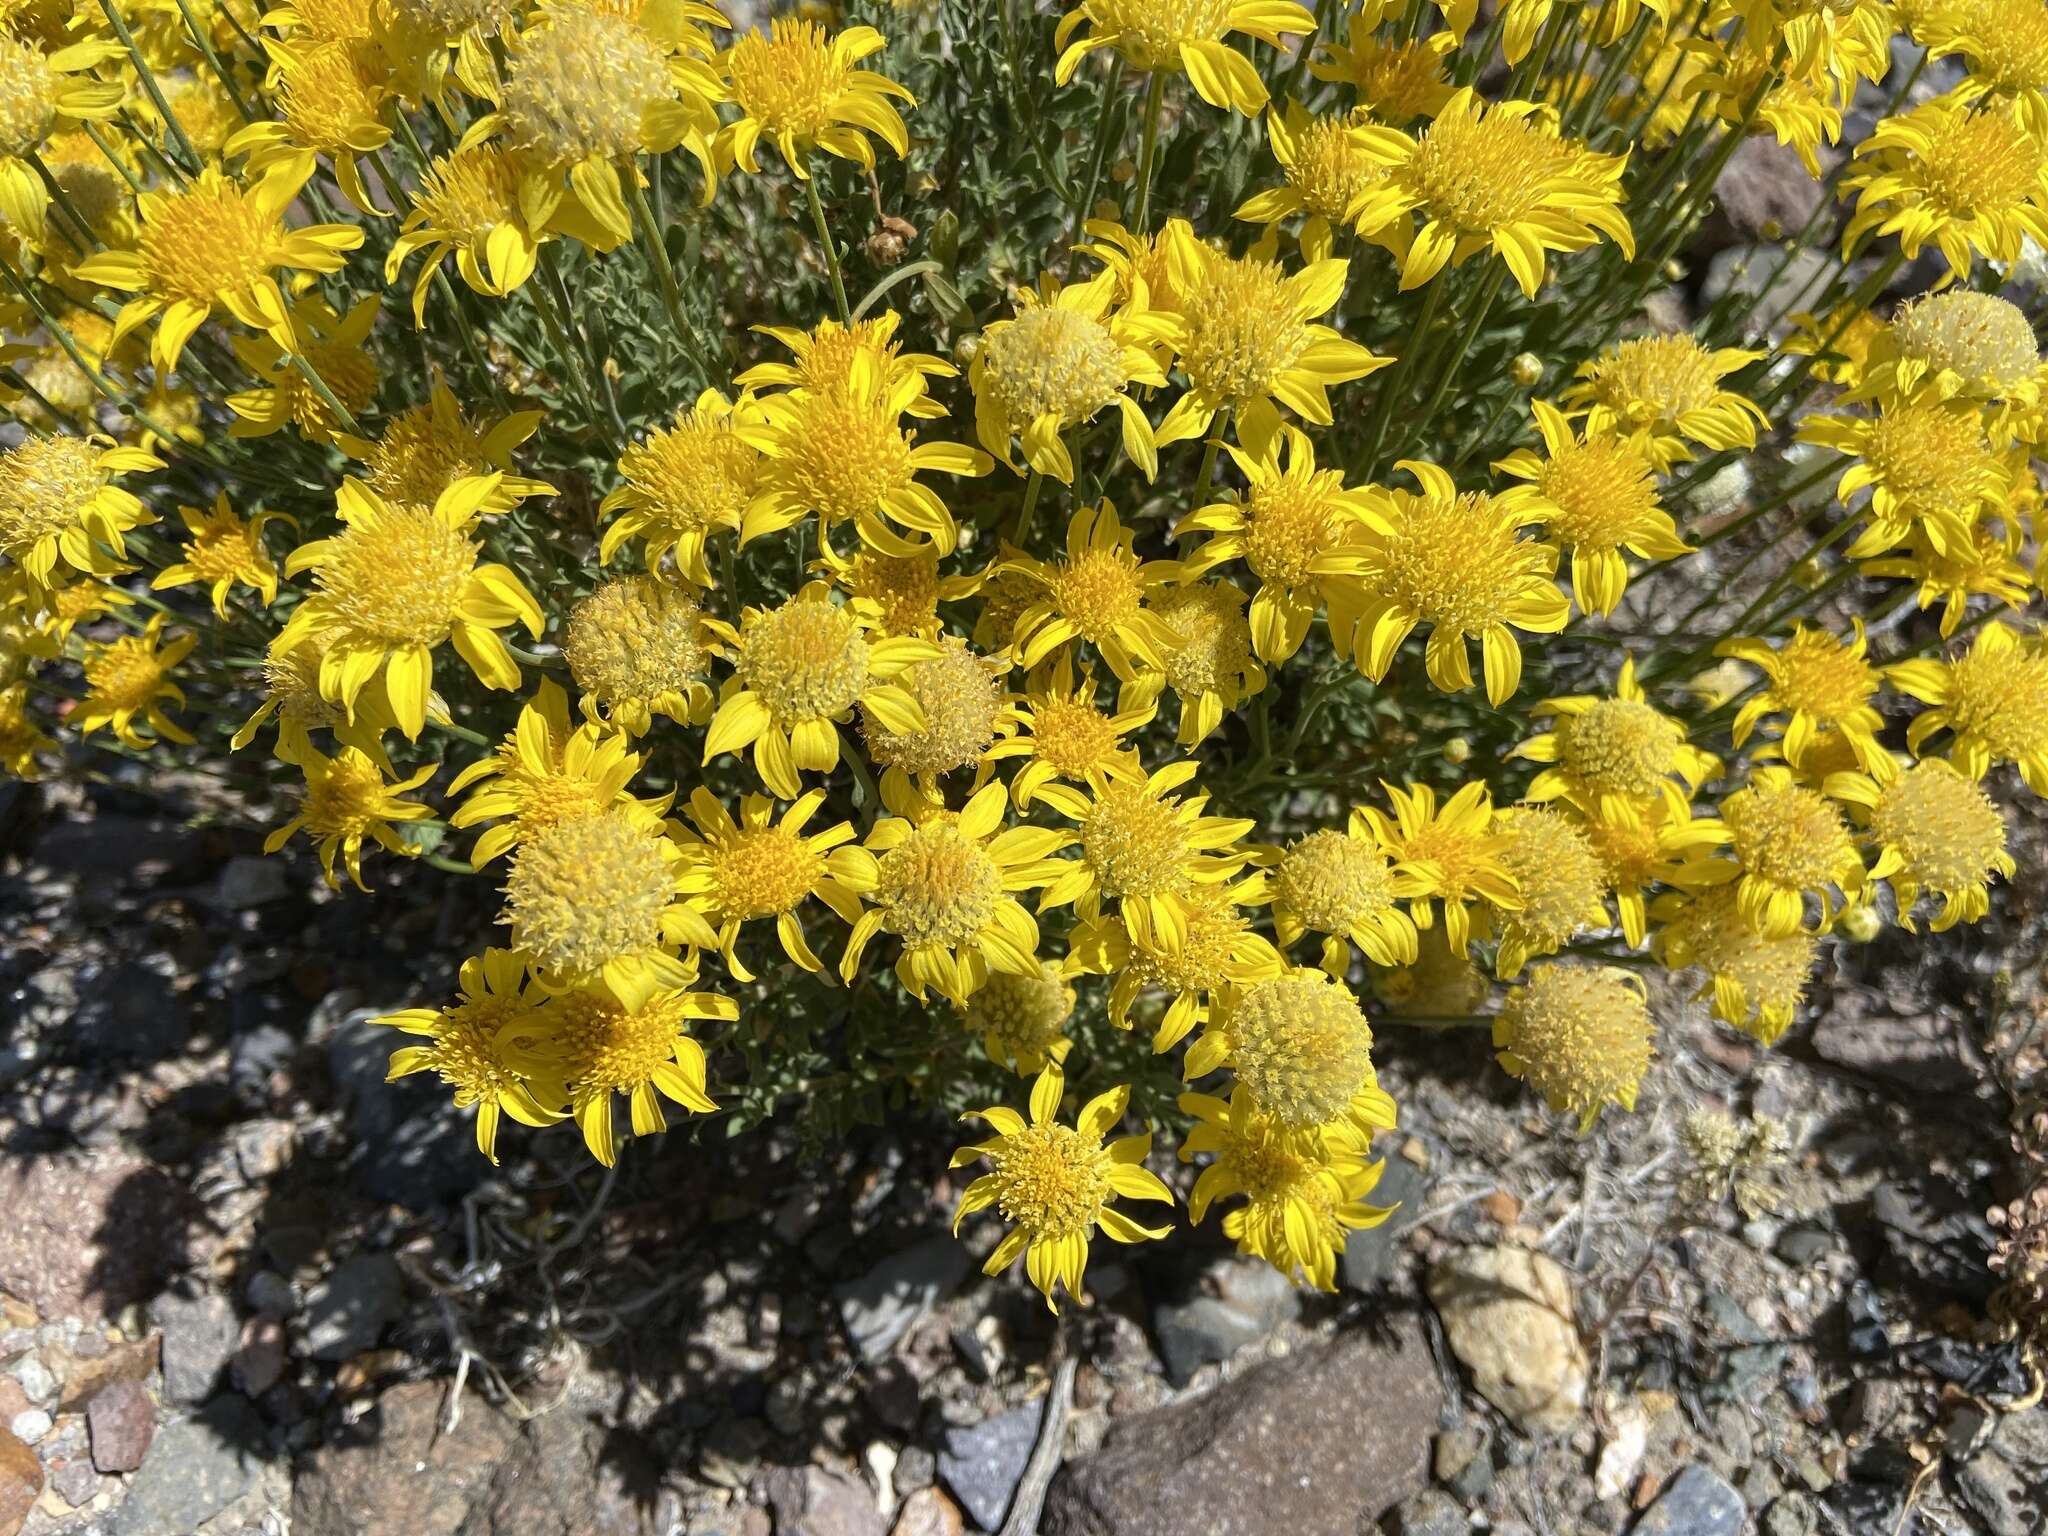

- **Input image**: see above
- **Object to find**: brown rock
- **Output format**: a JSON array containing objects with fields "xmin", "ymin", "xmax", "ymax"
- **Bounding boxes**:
[
  {"xmin": 1478, "ymin": 1190, "xmax": 1521, "ymax": 1226},
  {"xmin": 87, "ymin": 1377, "xmax": 155, "ymax": 1473},
  {"xmin": 1427, "ymin": 1246, "xmax": 1589, "ymax": 1434},
  {"xmin": 761, "ymin": 1466, "xmax": 885, "ymax": 1536},
  {"xmin": 0, "ymin": 1383, "xmax": 25, "ymax": 1428},
  {"xmin": 1042, "ymin": 1318, "xmax": 1442, "ymax": 1536},
  {"xmin": 891, "ymin": 1487, "xmax": 963, "ymax": 1536},
  {"xmin": 0, "ymin": 1151, "xmax": 193, "ymax": 1318},
  {"xmin": 0, "ymin": 1426, "xmax": 41, "ymax": 1536},
  {"xmin": 57, "ymin": 1335, "xmax": 160, "ymax": 1412},
  {"xmin": 231, "ymin": 1317, "xmax": 286, "ymax": 1398}
]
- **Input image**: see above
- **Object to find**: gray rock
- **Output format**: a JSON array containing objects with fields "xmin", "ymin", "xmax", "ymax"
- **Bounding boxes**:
[
  {"xmin": 214, "ymin": 855, "xmax": 291, "ymax": 909},
  {"xmin": 1762, "ymin": 1493, "xmax": 1818, "ymax": 1536},
  {"xmin": 1956, "ymin": 1449, "xmax": 2038, "ymax": 1536},
  {"xmin": 112, "ymin": 1395, "xmax": 268, "ymax": 1536},
  {"xmin": 6, "ymin": 1409, "xmax": 46, "ymax": 1445},
  {"xmin": 49, "ymin": 1456, "xmax": 99, "ymax": 1508},
  {"xmin": 760, "ymin": 1464, "xmax": 885, "ymax": 1536},
  {"xmin": 228, "ymin": 1024, "xmax": 295, "ymax": 1107},
  {"xmin": 1994, "ymin": 1403, "xmax": 2048, "ymax": 1469},
  {"xmin": 1809, "ymin": 1011, "xmax": 1973, "ymax": 1092},
  {"xmin": 328, "ymin": 1007, "xmax": 483, "ymax": 1208},
  {"xmin": 834, "ymin": 1235, "xmax": 969, "ymax": 1364},
  {"xmin": 303, "ymin": 1253, "xmax": 404, "ymax": 1362},
  {"xmin": 1340, "ymin": 1157, "xmax": 1428, "ymax": 1291},
  {"xmin": 1631, "ymin": 1465, "xmax": 1745, "ymax": 1536},
  {"xmin": 895, "ymin": 1444, "xmax": 936, "ymax": 1494},
  {"xmin": 1773, "ymin": 1225, "xmax": 1833, "ymax": 1266},
  {"xmin": 1153, "ymin": 1254, "xmax": 1300, "ymax": 1387},
  {"xmin": 1381, "ymin": 1488, "xmax": 1464, "ymax": 1536},
  {"xmin": 71, "ymin": 957, "xmax": 189, "ymax": 1062},
  {"xmin": 1044, "ymin": 1318, "xmax": 1441, "ymax": 1536},
  {"xmin": 232, "ymin": 1315, "xmax": 286, "ymax": 1397},
  {"xmin": 1433, "ymin": 1423, "xmax": 1492, "ymax": 1502},
  {"xmin": 10, "ymin": 1356, "xmax": 54, "ymax": 1407},
  {"xmin": 245, "ymin": 1271, "xmax": 297, "ymax": 1317},
  {"xmin": 87, "ymin": 1378, "xmax": 154, "ymax": 1472},
  {"xmin": 938, "ymin": 1402, "xmax": 1040, "ymax": 1532},
  {"xmin": 1701, "ymin": 137, "xmax": 1832, "ymax": 249},
  {"xmin": 151, "ymin": 1289, "xmax": 238, "ymax": 1404}
]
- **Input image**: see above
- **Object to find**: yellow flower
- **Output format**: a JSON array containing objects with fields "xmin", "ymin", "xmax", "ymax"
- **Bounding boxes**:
[
  {"xmin": 74, "ymin": 612, "xmax": 195, "ymax": 749},
  {"xmin": 1078, "ymin": 216, "xmax": 1200, "ymax": 314},
  {"xmin": 1861, "ymin": 518, "xmax": 2032, "ymax": 637},
  {"xmin": 860, "ymin": 635, "xmax": 1010, "ymax": 806},
  {"xmin": 1179, "ymin": 1086, "xmax": 1394, "ymax": 1290},
  {"xmin": 472, "ymin": 4, "xmax": 722, "ymax": 245},
  {"xmin": 1488, "ymin": 806, "xmax": 1610, "ymax": 978},
  {"xmin": 1851, "ymin": 290, "xmax": 2045, "ymax": 410},
  {"xmin": 819, "ymin": 543, "xmax": 976, "ymax": 637},
  {"xmin": 28, "ymin": 575, "xmax": 133, "ymax": 645},
  {"xmin": 563, "ymin": 574, "xmax": 718, "ymax": 736},
  {"xmin": 1308, "ymin": 25, "xmax": 1456, "ymax": 124},
  {"xmin": 600, "ymin": 389, "xmax": 767, "ymax": 585},
  {"xmin": 1005, "ymin": 499, "xmax": 1185, "ymax": 683},
  {"xmin": 1798, "ymin": 394, "xmax": 2010, "ymax": 560},
  {"xmin": 71, "ymin": 164, "xmax": 364, "ymax": 373},
  {"xmin": 841, "ymin": 782, "xmax": 1069, "ymax": 1005},
  {"xmin": 1717, "ymin": 765, "xmax": 1865, "ymax": 937},
  {"xmin": 0, "ymin": 33, "xmax": 123, "ymax": 240},
  {"xmin": 502, "ymin": 804, "xmax": 712, "ymax": 994},
  {"xmin": 1514, "ymin": 655, "xmax": 1720, "ymax": 821},
  {"xmin": 1349, "ymin": 460, "xmax": 1571, "ymax": 705},
  {"xmin": 701, "ymin": 584, "xmax": 938, "ymax": 799},
  {"xmin": 226, "ymin": 295, "xmax": 382, "ymax": 445},
  {"xmin": 1186, "ymin": 968, "xmax": 1398, "ymax": 1140},
  {"xmin": 1233, "ymin": 99, "xmax": 1411, "ymax": 260},
  {"xmin": 1892, "ymin": 620, "xmax": 2048, "ymax": 791},
  {"xmin": 980, "ymin": 653, "xmax": 1153, "ymax": 809},
  {"xmin": 1720, "ymin": 621, "xmax": 1898, "ymax": 780},
  {"xmin": 0, "ymin": 683, "xmax": 54, "ymax": 780},
  {"xmin": 1152, "ymin": 228, "xmax": 1390, "ymax": 455},
  {"xmin": 1254, "ymin": 813, "xmax": 1426, "ymax": 976},
  {"xmin": 1654, "ymin": 884, "xmax": 1816, "ymax": 1044},
  {"xmin": 1179, "ymin": 426, "xmax": 1379, "ymax": 664},
  {"xmin": 1492, "ymin": 401, "xmax": 1691, "ymax": 615},
  {"xmin": 229, "ymin": 627, "xmax": 398, "ymax": 765},
  {"xmin": 1682, "ymin": 40, "xmax": 1848, "ymax": 178},
  {"xmin": 1494, "ymin": 963, "xmax": 1653, "ymax": 1131},
  {"xmin": 962, "ymin": 960, "xmax": 1076, "ymax": 1075},
  {"xmin": 1035, "ymin": 758, "xmax": 1256, "ymax": 949},
  {"xmin": 537, "ymin": 963, "xmax": 736, "ymax": 1166},
  {"xmin": 447, "ymin": 679, "xmax": 657, "ymax": 867},
  {"xmin": 743, "ymin": 353, "xmax": 992, "ymax": 559},
  {"xmin": 1943, "ymin": 0, "xmax": 2048, "ymax": 130},
  {"xmin": 951, "ymin": 1065, "xmax": 1173, "ymax": 1312},
  {"xmin": 1382, "ymin": 88, "xmax": 1634, "ymax": 297},
  {"xmin": 1133, "ymin": 577, "xmax": 1266, "ymax": 746},
  {"xmin": 1841, "ymin": 96, "xmax": 2048, "ymax": 278},
  {"xmin": 339, "ymin": 376, "xmax": 552, "ymax": 511},
  {"xmin": 227, "ymin": 36, "xmax": 394, "ymax": 216},
  {"xmin": 1360, "ymin": 780, "xmax": 1521, "ymax": 956},
  {"xmin": 1562, "ymin": 333, "xmax": 1768, "ymax": 470},
  {"xmin": 276, "ymin": 476, "xmax": 546, "ymax": 739},
  {"xmin": 1829, "ymin": 758, "xmax": 2013, "ymax": 932},
  {"xmin": 262, "ymin": 741, "xmax": 437, "ymax": 889},
  {"xmin": 1731, "ymin": 0, "xmax": 1892, "ymax": 89},
  {"xmin": 1583, "ymin": 797, "xmax": 1730, "ymax": 947},
  {"xmin": 0, "ymin": 432, "xmax": 161, "ymax": 589},
  {"xmin": 969, "ymin": 272, "xmax": 1170, "ymax": 483},
  {"xmin": 735, "ymin": 311, "xmax": 956, "ymax": 418},
  {"xmin": 674, "ymin": 786, "xmax": 877, "ymax": 980},
  {"xmin": 379, "ymin": 948, "xmax": 566, "ymax": 1163},
  {"xmin": 150, "ymin": 492, "xmax": 289, "ymax": 618},
  {"xmin": 1066, "ymin": 878, "xmax": 1283, "ymax": 1051},
  {"xmin": 1054, "ymin": 0, "xmax": 1317, "ymax": 115},
  {"xmin": 718, "ymin": 19, "xmax": 914, "ymax": 177},
  {"xmin": 387, "ymin": 144, "xmax": 546, "ymax": 317}
]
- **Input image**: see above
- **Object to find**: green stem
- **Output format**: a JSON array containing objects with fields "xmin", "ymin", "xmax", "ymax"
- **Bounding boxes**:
[
  {"xmin": 804, "ymin": 169, "xmax": 851, "ymax": 324},
  {"xmin": 1413, "ymin": 266, "xmax": 1505, "ymax": 444},
  {"xmin": 1360, "ymin": 277, "xmax": 1447, "ymax": 474},
  {"xmin": 27, "ymin": 154, "xmax": 99, "ymax": 255},
  {"xmin": 99, "ymin": 0, "xmax": 202, "ymax": 172},
  {"xmin": 171, "ymin": 0, "xmax": 257, "ymax": 122},
  {"xmin": 1132, "ymin": 70, "xmax": 1167, "ymax": 231},
  {"xmin": 531, "ymin": 246, "xmax": 604, "ymax": 426},
  {"xmin": 289, "ymin": 353, "xmax": 364, "ymax": 438},
  {"xmin": 1064, "ymin": 56, "xmax": 1125, "ymax": 279},
  {"xmin": 1192, "ymin": 405, "xmax": 1230, "ymax": 507},
  {"xmin": 1010, "ymin": 469, "xmax": 1046, "ymax": 549},
  {"xmin": 627, "ymin": 166, "xmax": 703, "ymax": 365}
]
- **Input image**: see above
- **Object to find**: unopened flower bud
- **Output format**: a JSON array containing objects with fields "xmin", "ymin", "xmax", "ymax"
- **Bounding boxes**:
[{"xmin": 1510, "ymin": 352, "xmax": 1543, "ymax": 388}]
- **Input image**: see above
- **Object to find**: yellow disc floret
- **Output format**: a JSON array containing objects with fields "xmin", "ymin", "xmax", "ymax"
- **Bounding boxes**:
[
  {"xmin": 874, "ymin": 820, "xmax": 1003, "ymax": 947},
  {"xmin": 1494, "ymin": 963, "xmax": 1653, "ymax": 1130},
  {"xmin": 1223, "ymin": 970, "xmax": 1379, "ymax": 1132},
  {"xmin": 504, "ymin": 809, "xmax": 675, "ymax": 979},
  {"xmin": 312, "ymin": 501, "xmax": 474, "ymax": 646},
  {"xmin": 1276, "ymin": 828, "xmax": 1400, "ymax": 936},
  {"xmin": 862, "ymin": 637, "xmax": 1002, "ymax": 779},
  {"xmin": 738, "ymin": 595, "xmax": 871, "ymax": 726},
  {"xmin": 500, "ymin": 9, "xmax": 669, "ymax": 166}
]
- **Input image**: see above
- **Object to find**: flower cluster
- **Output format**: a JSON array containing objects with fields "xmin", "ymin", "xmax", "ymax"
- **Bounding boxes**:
[{"xmin": 1, "ymin": 0, "xmax": 2042, "ymax": 1315}]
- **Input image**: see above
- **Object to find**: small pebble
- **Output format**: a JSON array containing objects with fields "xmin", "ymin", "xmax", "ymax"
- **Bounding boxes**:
[
  {"xmin": 10, "ymin": 1407, "xmax": 52, "ymax": 1444},
  {"xmin": 12, "ymin": 1356, "xmax": 57, "ymax": 1405}
]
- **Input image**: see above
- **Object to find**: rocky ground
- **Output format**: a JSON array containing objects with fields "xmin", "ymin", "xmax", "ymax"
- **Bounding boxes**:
[{"xmin": 3, "ymin": 708, "xmax": 2047, "ymax": 1536}]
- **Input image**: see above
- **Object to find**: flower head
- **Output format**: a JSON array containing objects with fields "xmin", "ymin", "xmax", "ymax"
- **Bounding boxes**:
[
  {"xmin": 1516, "ymin": 655, "xmax": 1719, "ymax": 820},
  {"xmin": 1798, "ymin": 394, "xmax": 2009, "ymax": 559},
  {"xmin": 344, "ymin": 377, "xmax": 550, "ymax": 511},
  {"xmin": 1054, "ymin": 0, "xmax": 1317, "ymax": 115},
  {"xmin": 0, "ymin": 684, "xmax": 53, "ymax": 780},
  {"xmin": 1350, "ymin": 460, "xmax": 1570, "ymax": 705},
  {"xmin": 1830, "ymin": 758, "xmax": 2013, "ymax": 931},
  {"xmin": 1139, "ymin": 577, "xmax": 1266, "ymax": 746},
  {"xmin": 1360, "ymin": 779, "xmax": 1521, "ymax": 955},
  {"xmin": 1494, "ymin": 963, "xmax": 1653, "ymax": 1130},
  {"xmin": 1309, "ymin": 24, "xmax": 1455, "ymax": 122},
  {"xmin": 736, "ymin": 311, "xmax": 955, "ymax": 417},
  {"xmin": 1234, "ymin": 99, "xmax": 1411, "ymax": 258},
  {"xmin": 226, "ymin": 295, "xmax": 382, "ymax": 446},
  {"xmin": 1655, "ymin": 884, "xmax": 1817, "ymax": 1043},
  {"xmin": 1863, "ymin": 289, "xmax": 2044, "ymax": 406},
  {"xmin": 1721, "ymin": 621, "xmax": 1896, "ymax": 779},
  {"xmin": 387, "ymin": 144, "xmax": 543, "ymax": 316},
  {"xmin": 719, "ymin": 19, "xmax": 913, "ymax": 176},
  {"xmin": 150, "ymin": 492, "xmax": 288, "ymax": 617},
  {"xmin": 1189, "ymin": 969, "xmax": 1396, "ymax": 1139},
  {"xmin": 0, "ymin": 432, "xmax": 160, "ymax": 589},
  {"xmin": 74, "ymin": 612, "xmax": 195, "ymax": 750},
  {"xmin": 563, "ymin": 574, "xmax": 717, "ymax": 736},
  {"xmin": 263, "ymin": 742, "xmax": 437, "ymax": 889},
  {"xmin": 1893, "ymin": 620, "xmax": 2048, "ymax": 791},
  {"xmin": 1006, "ymin": 500, "xmax": 1184, "ymax": 682},
  {"xmin": 1489, "ymin": 806, "xmax": 1611, "ymax": 977},
  {"xmin": 600, "ymin": 389, "xmax": 765, "ymax": 584},
  {"xmin": 1861, "ymin": 518, "xmax": 2033, "ymax": 638},
  {"xmin": 1842, "ymin": 96, "xmax": 2048, "ymax": 278},
  {"xmin": 1261, "ymin": 815, "xmax": 1425, "ymax": 976},
  {"xmin": 963, "ymin": 960, "xmax": 1076, "ymax": 1075},
  {"xmin": 862, "ymin": 635, "xmax": 1009, "ymax": 804},
  {"xmin": 982, "ymin": 653, "xmax": 1152, "ymax": 809},
  {"xmin": 954, "ymin": 1066, "xmax": 1176, "ymax": 1315},
  {"xmin": 1562, "ymin": 333, "xmax": 1767, "ymax": 469},
  {"xmin": 1068, "ymin": 879, "xmax": 1283, "ymax": 1052},
  {"xmin": 1718, "ymin": 765, "xmax": 1864, "ymax": 936},
  {"xmin": 502, "ymin": 805, "xmax": 698, "ymax": 994}
]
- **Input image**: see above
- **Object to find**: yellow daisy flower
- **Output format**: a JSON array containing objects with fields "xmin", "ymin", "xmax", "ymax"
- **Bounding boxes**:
[
  {"xmin": 718, "ymin": 19, "xmax": 915, "ymax": 177},
  {"xmin": 1827, "ymin": 759, "xmax": 2013, "ymax": 932},
  {"xmin": 276, "ymin": 475, "xmax": 546, "ymax": 740},
  {"xmin": 1582, "ymin": 797, "xmax": 1730, "ymax": 948},
  {"xmin": 262, "ymin": 741, "xmax": 437, "ymax": 889},
  {"xmin": 1004, "ymin": 499, "xmax": 1185, "ymax": 683},
  {"xmin": 951, "ymin": 1064, "xmax": 1173, "ymax": 1312},
  {"xmin": 1348, "ymin": 459, "xmax": 1571, "ymax": 706},
  {"xmin": 1492, "ymin": 401, "xmax": 1692, "ymax": 615},
  {"xmin": 962, "ymin": 960, "xmax": 1076, "ymax": 1076},
  {"xmin": 1797, "ymin": 394, "xmax": 2010, "ymax": 559},
  {"xmin": 1065, "ymin": 878, "xmax": 1284, "ymax": 1051},
  {"xmin": 701, "ymin": 583, "xmax": 938, "ymax": 800},
  {"xmin": 1179, "ymin": 1086, "xmax": 1395, "ymax": 1290},
  {"xmin": 1561, "ymin": 333, "xmax": 1768, "ymax": 470},
  {"xmin": 1233, "ymin": 99, "xmax": 1412, "ymax": 261},
  {"xmin": 1493, "ymin": 962, "xmax": 1653, "ymax": 1131},
  {"xmin": 0, "ymin": 32, "xmax": 124, "ymax": 240},
  {"xmin": 1841, "ymin": 95, "xmax": 2048, "ymax": 278},
  {"xmin": 0, "ymin": 432, "xmax": 161, "ymax": 589},
  {"xmin": 674, "ymin": 786, "xmax": 878, "ymax": 981},
  {"xmin": 563, "ymin": 574, "xmax": 719, "ymax": 736},
  {"xmin": 969, "ymin": 271, "xmax": 1170, "ymax": 484},
  {"xmin": 338, "ymin": 376, "xmax": 553, "ymax": 511},
  {"xmin": 228, "ymin": 36, "xmax": 394, "ymax": 217},
  {"xmin": 818, "ymin": 543, "xmax": 978, "ymax": 638},
  {"xmin": 0, "ymin": 684, "xmax": 55, "ymax": 781},
  {"xmin": 839, "ymin": 781, "xmax": 1071, "ymax": 1005},
  {"xmin": 150, "ymin": 492, "xmax": 290, "ymax": 618},
  {"xmin": 1251, "ymin": 813, "xmax": 1427, "ymax": 977},
  {"xmin": 1308, "ymin": 25, "xmax": 1456, "ymax": 124},
  {"xmin": 1053, "ymin": 0, "xmax": 1317, "ymax": 116},
  {"xmin": 600, "ymin": 389, "xmax": 769, "ymax": 585},
  {"xmin": 1488, "ymin": 805, "xmax": 1612, "ymax": 978},
  {"xmin": 226, "ymin": 295, "xmax": 383, "ymax": 446},
  {"xmin": 735, "ymin": 311, "xmax": 956, "ymax": 420},
  {"xmin": 1860, "ymin": 517, "xmax": 2032, "ymax": 637},
  {"xmin": 74, "ymin": 613, "xmax": 195, "ymax": 750},
  {"xmin": 1358, "ymin": 779, "xmax": 1520, "ymax": 956},
  {"xmin": 379, "ymin": 948, "xmax": 566, "ymax": 1163},
  {"xmin": 386, "ymin": 144, "xmax": 547, "ymax": 319},
  {"xmin": 1719, "ymin": 621, "xmax": 1899, "ymax": 781},
  {"xmin": 1513, "ymin": 655, "xmax": 1721, "ymax": 821},
  {"xmin": 860, "ymin": 635, "xmax": 1012, "ymax": 809},
  {"xmin": 229, "ymin": 628, "xmax": 401, "ymax": 767},
  {"xmin": 29, "ymin": 576, "xmax": 133, "ymax": 645},
  {"xmin": 979, "ymin": 653, "xmax": 1153, "ymax": 810},
  {"xmin": 1891, "ymin": 620, "xmax": 2048, "ymax": 791},
  {"xmin": 1653, "ymin": 884, "xmax": 1817, "ymax": 1044},
  {"xmin": 1184, "ymin": 968, "xmax": 1398, "ymax": 1142},
  {"xmin": 71, "ymin": 163, "xmax": 364, "ymax": 373},
  {"xmin": 1131, "ymin": 577, "xmax": 1267, "ymax": 747},
  {"xmin": 1848, "ymin": 290, "xmax": 2046, "ymax": 413},
  {"xmin": 1716, "ymin": 765, "xmax": 1866, "ymax": 937}
]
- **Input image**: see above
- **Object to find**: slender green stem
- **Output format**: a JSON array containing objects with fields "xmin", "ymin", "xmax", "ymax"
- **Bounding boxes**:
[
  {"xmin": 627, "ymin": 167, "xmax": 703, "ymax": 365},
  {"xmin": 27, "ymin": 154, "xmax": 98, "ymax": 255},
  {"xmin": 171, "ymin": 0, "xmax": 257, "ymax": 122},
  {"xmin": 1360, "ymin": 278, "xmax": 1446, "ymax": 473},
  {"xmin": 1011, "ymin": 469, "xmax": 1045, "ymax": 549},
  {"xmin": 531, "ymin": 246, "xmax": 604, "ymax": 426},
  {"xmin": 82, "ymin": 123, "xmax": 149, "ymax": 198},
  {"xmin": 1132, "ymin": 70, "xmax": 1167, "ymax": 231},
  {"xmin": 0, "ymin": 367, "xmax": 82, "ymax": 432},
  {"xmin": 804, "ymin": 169, "xmax": 851, "ymax": 324},
  {"xmin": 1413, "ymin": 266, "xmax": 1505, "ymax": 443},
  {"xmin": 99, "ymin": 0, "xmax": 202, "ymax": 172},
  {"xmin": 1192, "ymin": 406, "xmax": 1231, "ymax": 507},
  {"xmin": 1065, "ymin": 56, "xmax": 1125, "ymax": 279},
  {"xmin": 289, "ymin": 353, "xmax": 363, "ymax": 438}
]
